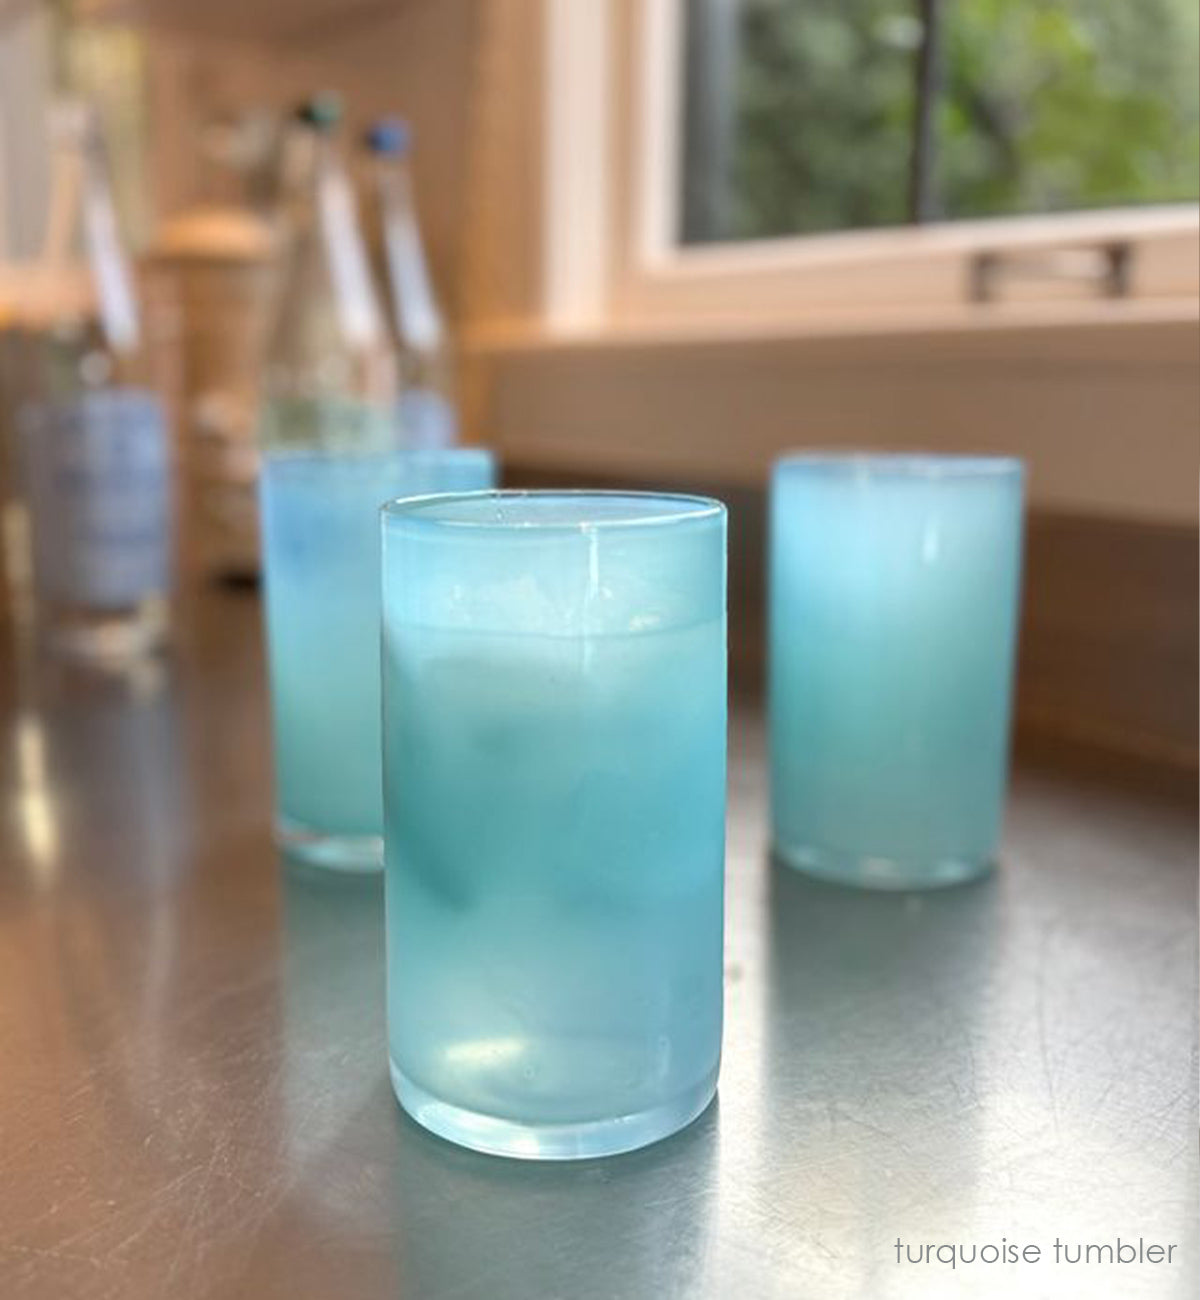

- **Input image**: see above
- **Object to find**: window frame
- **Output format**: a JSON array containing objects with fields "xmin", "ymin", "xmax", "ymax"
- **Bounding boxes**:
[
  {"xmin": 461, "ymin": 0, "xmax": 1199, "ymax": 529},
  {"xmin": 542, "ymin": 0, "xmax": 1200, "ymax": 333}
]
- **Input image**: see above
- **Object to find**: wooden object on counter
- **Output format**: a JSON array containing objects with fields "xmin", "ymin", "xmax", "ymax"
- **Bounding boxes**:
[{"xmin": 150, "ymin": 206, "xmax": 276, "ymax": 581}]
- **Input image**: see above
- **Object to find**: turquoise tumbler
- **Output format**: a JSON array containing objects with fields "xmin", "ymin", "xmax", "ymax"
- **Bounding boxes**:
[
  {"xmin": 382, "ymin": 491, "xmax": 727, "ymax": 1158},
  {"xmin": 770, "ymin": 453, "xmax": 1024, "ymax": 889},
  {"xmin": 260, "ymin": 447, "xmax": 495, "ymax": 871}
]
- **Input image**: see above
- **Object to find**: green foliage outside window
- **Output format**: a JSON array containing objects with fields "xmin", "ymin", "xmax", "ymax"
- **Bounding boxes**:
[{"xmin": 693, "ymin": 0, "xmax": 1200, "ymax": 242}]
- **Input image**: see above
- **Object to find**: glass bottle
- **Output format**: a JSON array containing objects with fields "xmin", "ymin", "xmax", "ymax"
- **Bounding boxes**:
[
  {"xmin": 17, "ymin": 100, "xmax": 172, "ymax": 661},
  {"xmin": 364, "ymin": 117, "xmax": 458, "ymax": 448},
  {"xmin": 259, "ymin": 96, "xmax": 396, "ymax": 455}
]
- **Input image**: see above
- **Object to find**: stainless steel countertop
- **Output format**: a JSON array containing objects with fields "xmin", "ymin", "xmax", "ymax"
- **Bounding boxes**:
[{"xmin": 1, "ymin": 587, "xmax": 1195, "ymax": 1300}]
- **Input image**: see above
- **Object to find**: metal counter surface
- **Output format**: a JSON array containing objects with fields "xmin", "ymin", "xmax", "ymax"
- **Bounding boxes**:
[{"xmin": 1, "ymin": 588, "xmax": 1195, "ymax": 1300}]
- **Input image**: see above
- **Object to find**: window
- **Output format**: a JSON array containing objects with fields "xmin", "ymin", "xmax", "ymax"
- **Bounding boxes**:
[
  {"xmin": 458, "ymin": 0, "xmax": 1199, "ymax": 526},
  {"xmin": 680, "ymin": 0, "xmax": 1200, "ymax": 244}
]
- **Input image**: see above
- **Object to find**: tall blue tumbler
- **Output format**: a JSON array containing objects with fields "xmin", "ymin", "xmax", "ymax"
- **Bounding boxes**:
[
  {"xmin": 382, "ymin": 491, "xmax": 727, "ymax": 1158},
  {"xmin": 770, "ymin": 453, "xmax": 1024, "ymax": 889},
  {"xmin": 260, "ymin": 447, "xmax": 495, "ymax": 871}
]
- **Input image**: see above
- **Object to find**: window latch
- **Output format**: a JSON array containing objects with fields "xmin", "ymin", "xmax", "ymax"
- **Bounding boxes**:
[{"xmin": 969, "ymin": 241, "xmax": 1133, "ymax": 302}]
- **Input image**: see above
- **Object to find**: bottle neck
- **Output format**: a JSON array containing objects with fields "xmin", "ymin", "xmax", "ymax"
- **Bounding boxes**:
[
  {"xmin": 276, "ymin": 128, "xmax": 322, "ymax": 234},
  {"xmin": 262, "ymin": 123, "xmax": 396, "ymax": 438},
  {"xmin": 375, "ymin": 154, "xmax": 443, "ymax": 353},
  {"xmin": 40, "ymin": 128, "xmax": 140, "ymax": 355},
  {"xmin": 311, "ymin": 132, "xmax": 386, "ymax": 351}
]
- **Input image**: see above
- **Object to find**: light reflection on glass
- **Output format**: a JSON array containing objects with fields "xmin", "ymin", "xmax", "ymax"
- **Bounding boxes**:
[{"xmin": 14, "ymin": 712, "xmax": 59, "ymax": 886}]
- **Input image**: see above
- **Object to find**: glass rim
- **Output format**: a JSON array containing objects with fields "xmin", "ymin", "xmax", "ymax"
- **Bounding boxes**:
[
  {"xmin": 775, "ymin": 451, "xmax": 1023, "ymax": 479},
  {"xmin": 381, "ymin": 489, "xmax": 726, "ymax": 532}
]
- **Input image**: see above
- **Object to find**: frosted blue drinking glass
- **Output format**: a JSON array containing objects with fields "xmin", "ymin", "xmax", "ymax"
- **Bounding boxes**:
[
  {"xmin": 382, "ymin": 491, "xmax": 727, "ymax": 1158},
  {"xmin": 770, "ymin": 453, "xmax": 1024, "ymax": 889},
  {"xmin": 260, "ymin": 448, "xmax": 495, "ymax": 871}
]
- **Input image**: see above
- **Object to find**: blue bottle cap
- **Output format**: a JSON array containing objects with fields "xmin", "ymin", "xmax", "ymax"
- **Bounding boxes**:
[
  {"xmin": 365, "ymin": 117, "xmax": 412, "ymax": 156},
  {"xmin": 295, "ymin": 94, "xmax": 342, "ymax": 131}
]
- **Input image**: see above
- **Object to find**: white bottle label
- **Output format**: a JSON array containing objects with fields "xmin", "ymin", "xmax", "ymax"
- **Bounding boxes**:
[
  {"xmin": 22, "ymin": 389, "xmax": 170, "ymax": 609},
  {"xmin": 319, "ymin": 168, "xmax": 383, "ymax": 350}
]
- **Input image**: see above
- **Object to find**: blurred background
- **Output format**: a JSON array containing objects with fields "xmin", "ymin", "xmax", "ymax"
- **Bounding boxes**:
[{"xmin": 0, "ymin": 0, "xmax": 1197, "ymax": 769}]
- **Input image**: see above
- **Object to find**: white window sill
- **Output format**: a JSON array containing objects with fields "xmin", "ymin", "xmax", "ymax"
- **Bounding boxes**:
[{"xmin": 466, "ymin": 296, "xmax": 1199, "ymax": 354}]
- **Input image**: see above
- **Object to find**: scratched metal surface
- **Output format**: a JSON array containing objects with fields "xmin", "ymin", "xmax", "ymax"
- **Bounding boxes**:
[{"xmin": 0, "ymin": 587, "xmax": 1195, "ymax": 1300}]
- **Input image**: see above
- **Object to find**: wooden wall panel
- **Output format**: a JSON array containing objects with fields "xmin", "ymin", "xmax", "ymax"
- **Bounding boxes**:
[
  {"xmin": 144, "ymin": 0, "xmax": 482, "ymax": 321},
  {"xmin": 1019, "ymin": 514, "xmax": 1197, "ymax": 765}
]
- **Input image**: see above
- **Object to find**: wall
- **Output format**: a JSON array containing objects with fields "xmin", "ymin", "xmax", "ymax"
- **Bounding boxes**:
[
  {"xmin": 143, "ymin": 0, "xmax": 481, "ymax": 316},
  {"xmin": 0, "ymin": 5, "xmax": 53, "ymax": 262}
]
